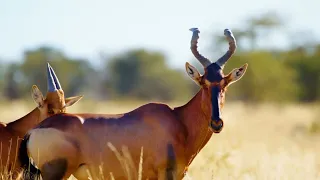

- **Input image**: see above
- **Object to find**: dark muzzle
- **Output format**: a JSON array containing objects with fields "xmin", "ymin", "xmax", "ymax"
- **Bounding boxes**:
[{"xmin": 210, "ymin": 86, "xmax": 224, "ymax": 133}]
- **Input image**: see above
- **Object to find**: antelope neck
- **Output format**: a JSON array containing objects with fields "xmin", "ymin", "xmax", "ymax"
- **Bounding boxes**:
[
  {"xmin": 6, "ymin": 108, "xmax": 40, "ymax": 137},
  {"xmin": 174, "ymin": 89, "xmax": 213, "ymax": 159}
]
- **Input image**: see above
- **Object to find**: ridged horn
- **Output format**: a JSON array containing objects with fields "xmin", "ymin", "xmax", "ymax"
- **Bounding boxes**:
[
  {"xmin": 215, "ymin": 29, "xmax": 237, "ymax": 68},
  {"xmin": 189, "ymin": 28, "xmax": 212, "ymax": 68},
  {"xmin": 48, "ymin": 63, "xmax": 62, "ymax": 90},
  {"xmin": 47, "ymin": 63, "xmax": 57, "ymax": 92}
]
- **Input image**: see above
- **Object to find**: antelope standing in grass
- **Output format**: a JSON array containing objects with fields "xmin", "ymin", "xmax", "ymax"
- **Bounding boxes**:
[
  {"xmin": 0, "ymin": 63, "xmax": 83, "ymax": 177},
  {"xmin": 18, "ymin": 28, "xmax": 248, "ymax": 180}
]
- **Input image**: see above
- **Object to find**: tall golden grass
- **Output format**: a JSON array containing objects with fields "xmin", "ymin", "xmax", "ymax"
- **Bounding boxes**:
[{"xmin": 1, "ymin": 100, "xmax": 320, "ymax": 180}]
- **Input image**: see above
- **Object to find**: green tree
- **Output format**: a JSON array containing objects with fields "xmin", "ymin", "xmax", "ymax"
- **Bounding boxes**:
[
  {"xmin": 284, "ymin": 47, "xmax": 320, "ymax": 102},
  {"xmin": 105, "ymin": 49, "xmax": 192, "ymax": 101},
  {"xmin": 19, "ymin": 46, "xmax": 95, "ymax": 97},
  {"xmin": 0, "ymin": 61, "xmax": 5, "ymax": 98},
  {"xmin": 3, "ymin": 63, "xmax": 21, "ymax": 100},
  {"xmin": 211, "ymin": 11, "xmax": 283, "ymax": 54},
  {"xmin": 223, "ymin": 51, "xmax": 299, "ymax": 103}
]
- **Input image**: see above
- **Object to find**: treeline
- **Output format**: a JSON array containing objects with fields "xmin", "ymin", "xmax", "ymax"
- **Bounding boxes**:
[
  {"xmin": 0, "ymin": 47, "xmax": 195, "ymax": 102},
  {"xmin": 0, "ymin": 44, "xmax": 319, "ymax": 103},
  {"xmin": 0, "ymin": 12, "xmax": 319, "ymax": 103}
]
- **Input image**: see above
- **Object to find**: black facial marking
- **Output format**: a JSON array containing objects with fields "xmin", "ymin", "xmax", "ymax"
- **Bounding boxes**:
[
  {"xmin": 205, "ymin": 63, "xmax": 223, "ymax": 127},
  {"xmin": 211, "ymin": 86, "xmax": 221, "ymax": 121},
  {"xmin": 206, "ymin": 63, "xmax": 223, "ymax": 82}
]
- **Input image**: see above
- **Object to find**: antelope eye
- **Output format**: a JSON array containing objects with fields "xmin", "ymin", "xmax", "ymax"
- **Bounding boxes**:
[{"xmin": 48, "ymin": 109, "xmax": 54, "ymax": 114}]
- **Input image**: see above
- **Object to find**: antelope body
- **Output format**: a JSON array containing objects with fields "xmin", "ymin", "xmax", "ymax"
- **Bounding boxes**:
[
  {"xmin": 19, "ymin": 28, "xmax": 248, "ymax": 180},
  {"xmin": 0, "ymin": 63, "xmax": 82, "ymax": 177}
]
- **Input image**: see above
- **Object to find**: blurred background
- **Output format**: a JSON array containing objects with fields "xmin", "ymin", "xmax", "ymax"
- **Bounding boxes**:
[{"xmin": 1, "ymin": 0, "xmax": 320, "ymax": 179}]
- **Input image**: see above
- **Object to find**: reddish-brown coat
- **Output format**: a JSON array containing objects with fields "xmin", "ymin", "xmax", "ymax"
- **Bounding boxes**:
[{"xmin": 26, "ymin": 88, "xmax": 216, "ymax": 179}]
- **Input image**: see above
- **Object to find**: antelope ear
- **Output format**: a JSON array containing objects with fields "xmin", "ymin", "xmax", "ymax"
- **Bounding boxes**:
[
  {"xmin": 31, "ymin": 85, "xmax": 44, "ymax": 108},
  {"xmin": 65, "ymin": 95, "xmax": 83, "ymax": 107},
  {"xmin": 185, "ymin": 62, "xmax": 201, "ymax": 86},
  {"xmin": 226, "ymin": 63, "xmax": 248, "ymax": 86}
]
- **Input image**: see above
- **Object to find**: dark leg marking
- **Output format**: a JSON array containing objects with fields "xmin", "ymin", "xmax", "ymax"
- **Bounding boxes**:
[
  {"xmin": 165, "ymin": 143, "xmax": 177, "ymax": 180},
  {"xmin": 41, "ymin": 158, "xmax": 68, "ymax": 180}
]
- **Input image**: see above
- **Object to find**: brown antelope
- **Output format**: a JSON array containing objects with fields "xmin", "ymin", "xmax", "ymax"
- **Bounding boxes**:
[
  {"xmin": 18, "ymin": 28, "xmax": 248, "ymax": 180},
  {"xmin": 0, "ymin": 63, "xmax": 83, "ymax": 177}
]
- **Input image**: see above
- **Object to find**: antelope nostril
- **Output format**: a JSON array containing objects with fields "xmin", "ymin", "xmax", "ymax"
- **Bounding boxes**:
[{"xmin": 210, "ymin": 119, "xmax": 224, "ymax": 133}]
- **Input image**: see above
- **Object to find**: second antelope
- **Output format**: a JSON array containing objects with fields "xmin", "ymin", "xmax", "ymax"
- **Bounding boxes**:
[
  {"xmin": 19, "ymin": 28, "xmax": 248, "ymax": 180},
  {"xmin": 0, "ymin": 63, "xmax": 83, "ymax": 177}
]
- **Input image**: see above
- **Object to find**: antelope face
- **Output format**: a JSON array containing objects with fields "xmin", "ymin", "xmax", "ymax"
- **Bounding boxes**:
[
  {"xmin": 185, "ymin": 28, "xmax": 248, "ymax": 133},
  {"xmin": 31, "ymin": 63, "xmax": 83, "ymax": 122}
]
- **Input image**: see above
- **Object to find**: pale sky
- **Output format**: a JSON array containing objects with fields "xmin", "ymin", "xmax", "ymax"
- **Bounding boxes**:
[{"xmin": 0, "ymin": 0, "xmax": 319, "ymax": 69}]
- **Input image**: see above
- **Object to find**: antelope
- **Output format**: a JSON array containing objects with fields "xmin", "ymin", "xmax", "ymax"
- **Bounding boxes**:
[
  {"xmin": 0, "ymin": 63, "xmax": 83, "ymax": 177},
  {"xmin": 18, "ymin": 28, "xmax": 248, "ymax": 180}
]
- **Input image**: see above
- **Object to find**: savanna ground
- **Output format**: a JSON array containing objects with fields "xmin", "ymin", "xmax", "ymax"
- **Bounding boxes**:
[{"xmin": 1, "ymin": 100, "xmax": 320, "ymax": 180}]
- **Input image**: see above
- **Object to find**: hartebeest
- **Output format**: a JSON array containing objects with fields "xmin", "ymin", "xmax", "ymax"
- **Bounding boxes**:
[
  {"xmin": 19, "ymin": 28, "xmax": 248, "ymax": 180},
  {"xmin": 0, "ymin": 63, "xmax": 83, "ymax": 177}
]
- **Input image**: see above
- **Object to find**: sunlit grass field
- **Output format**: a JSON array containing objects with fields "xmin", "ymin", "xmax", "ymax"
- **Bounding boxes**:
[{"xmin": 1, "ymin": 100, "xmax": 320, "ymax": 180}]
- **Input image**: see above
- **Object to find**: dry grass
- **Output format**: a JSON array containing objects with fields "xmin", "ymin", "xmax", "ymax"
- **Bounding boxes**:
[{"xmin": 1, "ymin": 100, "xmax": 320, "ymax": 180}]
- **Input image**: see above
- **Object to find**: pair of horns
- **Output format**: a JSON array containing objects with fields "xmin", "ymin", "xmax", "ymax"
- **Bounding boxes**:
[
  {"xmin": 189, "ymin": 28, "xmax": 237, "ymax": 68},
  {"xmin": 47, "ymin": 63, "xmax": 62, "ymax": 92}
]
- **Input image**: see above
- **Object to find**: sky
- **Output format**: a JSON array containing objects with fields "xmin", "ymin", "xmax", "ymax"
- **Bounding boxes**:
[{"xmin": 0, "ymin": 0, "xmax": 319, "ymax": 69}]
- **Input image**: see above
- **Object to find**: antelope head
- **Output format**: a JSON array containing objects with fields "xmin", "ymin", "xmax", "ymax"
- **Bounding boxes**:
[
  {"xmin": 185, "ymin": 28, "xmax": 248, "ymax": 133},
  {"xmin": 31, "ymin": 63, "xmax": 83, "ymax": 121}
]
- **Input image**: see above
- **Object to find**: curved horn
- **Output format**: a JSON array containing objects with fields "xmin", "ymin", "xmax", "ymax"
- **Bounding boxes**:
[
  {"xmin": 47, "ymin": 63, "xmax": 57, "ymax": 92},
  {"xmin": 48, "ymin": 63, "xmax": 62, "ymax": 90},
  {"xmin": 215, "ymin": 29, "xmax": 237, "ymax": 68},
  {"xmin": 189, "ymin": 28, "xmax": 212, "ymax": 68}
]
